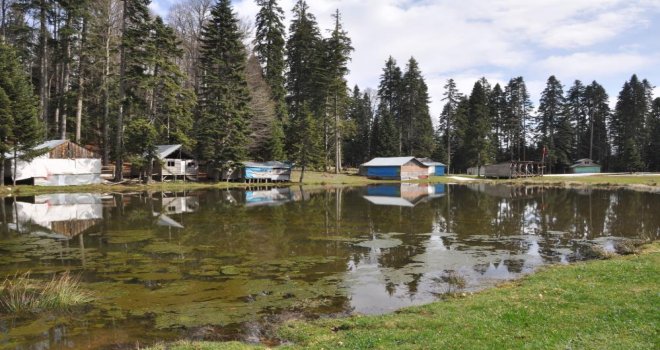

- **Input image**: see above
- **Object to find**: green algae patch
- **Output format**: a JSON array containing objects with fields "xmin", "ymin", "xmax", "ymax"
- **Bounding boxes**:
[
  {"xmin": 220, "ymin": 266, "xmax": 241, "ymax": 275},
  {"xmin": 307, "ymin": 235, "xmax": 362, "ymax": 242},
  {"xmin": 142, "ymin": 241, "xmax": 194, "ymax": 255},
  {"xmin": 105, "ymin": 230, "xmax": 155, "ymax": 244}
]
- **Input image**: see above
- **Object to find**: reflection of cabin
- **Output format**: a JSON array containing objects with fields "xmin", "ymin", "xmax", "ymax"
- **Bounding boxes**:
[
  {"xmin": 221, "ymin": 161, "xmax": 292, "ymax": 182},
  {"xmin": 160, "ymin": 196, "xmax": 199, "ymax": 214},
  {"xmin": 137, "ymin": 145, "xmax": 198, "ymax": 181},
  {"xmin": 484, "ymin": 161, "xmax": 544, "ymax": 179},
  {"xmin": 360, "ymin": 157, "xmax": 428, "ymax": 180},
  {"xmin": 245, "ymin": 188, "xmax": 293, "ymax": 206},
  {"xmin": 363, "ymin": 183, "xmax": 444, "ymax": 207},
  {"xmin": 416, "ymin": 158, "xmax": 446, "ymax": 176},
  {"xmin": 569, "ymin": 159, "xmax": 601, "ymax": 174},
  {"xmin": 4, "ymin": 140, "xmax": 101, "ymax": 186},
  {"xmin": 10, "ymin": 193, "xmax": 103, "ymax": 239}
]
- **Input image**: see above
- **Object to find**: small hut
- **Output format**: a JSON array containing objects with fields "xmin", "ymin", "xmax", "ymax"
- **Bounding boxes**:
[
  {"xmin": 569, "ymin": 159, "xmax": 601, "ymax": 174},
  {"xmin": 484, "ymin": 161, "xmax": 544, "ymax": 179},
  {"xmin": 4, "ymin": 140, "xmax": 101, "ymax": 186},
  {"xmin": 360, "ymin": 157, "xmax": 428, "ymax": 180},
  {"xmin": 150, "ymin": 145, "xmax": 198, "ymax": 181},
  {"xmin": 416, "ymin": 158, "xmax": 446, "ymax": 176},
  {"xmin": 242, "ymin": 161, "xmax": 292, "ymax": 182}
]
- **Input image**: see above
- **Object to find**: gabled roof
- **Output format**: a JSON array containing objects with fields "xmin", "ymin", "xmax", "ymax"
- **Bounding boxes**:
[
  {"xmin": 243, "ymin": 161, "xmax": 291, "ymax": 168},
  {"xmin": 415, "ymin": 157, "xmax": 446, "ymax": 166},
  {"xmin": 155, "ymin": 144, "xmax": 182, "ymax": 159},
  {"xmin": 4, "ymin": 139, "xmax": 68, "ymax": 158},
  {"xmin": 361, "ymin": 157, "xmax": 427, "ymax": 167}
]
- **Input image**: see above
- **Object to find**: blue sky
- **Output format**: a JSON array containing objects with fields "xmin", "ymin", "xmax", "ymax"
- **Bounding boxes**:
[{"xmin": 151, "ymin": 0, "xmax": 660, "ymax": 118}]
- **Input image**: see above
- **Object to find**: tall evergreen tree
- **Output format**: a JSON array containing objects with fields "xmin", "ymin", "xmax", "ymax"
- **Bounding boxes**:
[
  {"xmin": 464, "ymin": 81, "xmax": 494, "ymax": 173},
  {"xmin": 611, "ymin": 75, "xmax": 653, "ymax": 171},
  {"xmin": 566, "ymin": 80, "xmax": 587, "ymax": 159},
  {"xmin": 375, "ymin": 56, "xmax": 402, "ymax": 155},
  {"xmin": 324, "ymin": 9, "xmax": 352, "ymax": 172},
  {"xmin": 0, "ymin": 41, "xmax": 41, "ymax": 185},
  {"xmin": 290, "ymin": 103, "xmax": 321, "ymax": 182},
  {"xmin": 647, "ymin": 98, "xmax": 660, "ymax": 171},
  {"xmin": 400, "ymin": 57, "xmax": 433, "ymax": 157},
  {"xmin": 583, "ymin": 81, "xmax": 610, "ymax": 168},
  {"xmin": 253, "ymin": 0, "xmax": 287, "ymax": 123},
  {"xmin": 503, "ymin": 76, "xmax": 533, "ymax": 161},
  {"xmin": 115, "ymin": 0, "xmax": 152, "ymax": 181},
  {"xmin": 489, "ymin": 83, "xmax": 506, "ymax": 160},
  {"xmin": 344, "ymin": 85, "xmax": 373, "ymax": 166},
  {"xmin": 196, "ymin": 0, "xmax": 253, "ymax": 172},
  {"xmin": 536, "ymin": 75, "xmax": 566, "ymax": 172},
  {"xmin": 441, "ymin": 78, "xmax": 462, "ymax": 173}
]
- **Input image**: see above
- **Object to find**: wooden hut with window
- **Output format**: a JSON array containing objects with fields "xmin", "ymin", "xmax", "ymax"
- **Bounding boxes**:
[
  {"xmin": 145, "ymin": 145, "xmax": 198, "ymax": 181},
  {"xmin": 569, "ymin": 159, "xmax": 601, "ymax": 174}
]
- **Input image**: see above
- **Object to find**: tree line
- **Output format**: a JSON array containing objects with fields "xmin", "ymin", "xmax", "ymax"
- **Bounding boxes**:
[{"xmin": 0, "ymin": 0, "xmax": 658, "ymax": 184}]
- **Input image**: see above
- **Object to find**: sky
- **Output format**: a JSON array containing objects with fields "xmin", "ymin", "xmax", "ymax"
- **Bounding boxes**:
[{"xmin": 151, "ymin": 0, "xmax": 660, "ymax": 120}]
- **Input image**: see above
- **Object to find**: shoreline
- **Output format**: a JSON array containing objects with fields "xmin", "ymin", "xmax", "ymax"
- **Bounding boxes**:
[
  {"xmin": 1, "ymin": 172, "xmax": 658, "ymax": 196},
  {"xmin": 147, "ymin": 243, "xmax": 659, "ymax": 349}
]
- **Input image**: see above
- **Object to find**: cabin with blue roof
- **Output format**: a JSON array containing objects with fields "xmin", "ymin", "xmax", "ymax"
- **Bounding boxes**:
[
  {"xmin": 416, "ymin": 158, "xmax": 446, "ymax": 176},
  {"xmin": 360, "ymin": 157, "xmax": 429, "ymax": 180}
]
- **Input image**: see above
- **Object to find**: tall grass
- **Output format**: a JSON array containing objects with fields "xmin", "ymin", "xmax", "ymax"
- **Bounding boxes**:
[{"xmin": 0, "ymin": 271, "xmax": 93, "ymax": 313}]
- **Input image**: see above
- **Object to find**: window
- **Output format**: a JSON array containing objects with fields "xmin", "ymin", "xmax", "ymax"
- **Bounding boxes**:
[{"xmin": 167, "ymin": 161, "xmax": 175, "ymax": 167}]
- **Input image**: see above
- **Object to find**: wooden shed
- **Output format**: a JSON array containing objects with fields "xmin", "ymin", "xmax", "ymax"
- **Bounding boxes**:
[
  {"xmin": 484, "ymin": 161, "xmax": 544, "ymax": 179},
  {"xmin": 416, "ymin": 158, "xmax": 446, "ymax": 176},
  {"xmin": 147, "ymin": 145, "xmax": 198, "ymax": 181},
  {"xmin": 569, "ymin": 159, "xmax": 601, "ymax": 174},
  {"xmin": 360, "ymin": 157, "xmax": 429, "ymax": 180},
  {"xmin": 4, "ymin": 140, "xmax": 101, "ymax": 186}
]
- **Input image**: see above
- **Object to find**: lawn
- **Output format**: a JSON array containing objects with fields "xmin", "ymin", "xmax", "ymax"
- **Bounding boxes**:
[{"xmin": 148, "ymin": 243, "xmax": 659, "ymax": 350}]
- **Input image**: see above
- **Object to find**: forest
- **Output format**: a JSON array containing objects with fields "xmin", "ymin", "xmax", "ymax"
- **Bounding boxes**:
[{"xmin": 1, "ymin": 0, "xmax": 659, "ymax": 182}]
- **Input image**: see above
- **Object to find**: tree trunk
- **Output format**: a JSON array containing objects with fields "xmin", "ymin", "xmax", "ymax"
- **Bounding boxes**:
[
  {"xmin": 75, "ymin": 18, "xmax": 87, "ymax": 143},
  {"xmin": 60, "ymin": 15, "xmax": 72, "ymax": 140},
  {"xmin": 114, "ymin": 0, "xmax": 128, "ymax": 182},
  {"xmin": 299, "ymin": 164, "xmax": 305, "ymax": 183},
  {"xmin": 0, "ymin": 155, "xmax": 4, "ymax": 186},
  {"xmin": 334, "ymin": 92, "xmax": 340, "ymax": 174},
  {"xmin": 39, "ymin": 0, "xmax": 48, "ymax": 136},
  {"xmin": 102, "ymin": 13, "xmax": 111, "ymax": 165},
  {"xmin": 12, "ymin": 148, "xmax": 17, "ymax": 187},
  {"xmin": 146, "ymin": 157, "xmax": 154, "ymax": 184}
]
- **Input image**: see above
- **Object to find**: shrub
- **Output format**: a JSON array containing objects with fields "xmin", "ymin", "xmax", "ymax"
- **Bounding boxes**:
[{"xmin": 0, "ymin": 271, "xmax": 93, "ymax": 314}]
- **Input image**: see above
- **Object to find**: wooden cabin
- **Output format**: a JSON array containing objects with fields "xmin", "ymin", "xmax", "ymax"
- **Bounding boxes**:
[
  {"xmin": 360, "ymin": 157, "xmax": 429, "ymax": 180},
  {"xmin": 569, "ymin": 159, "xmax": 601, "ymax": 174},
  {"xmin": 484, "ymin": 161, "xmax": 544, "ymax": 179},
  {"xmin": 4, "ymin": 140, "xmax": 101, "ymax": 186},
  {"xmin": 139, "ymin": 145, "xmax": 198, "ymax": 181},
  {"xmin": 416, "ymin": 158, "xmax": 446, "ymax": 176}
]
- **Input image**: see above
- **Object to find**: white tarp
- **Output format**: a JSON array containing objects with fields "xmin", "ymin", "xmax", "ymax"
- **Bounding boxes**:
[
  {"xmin": 10, "ymin": 157, "xmax": 102, "ymax": 183},
  {"xmin": 12, "ymin": 194, "xmax": 103, "ymax": 236}
]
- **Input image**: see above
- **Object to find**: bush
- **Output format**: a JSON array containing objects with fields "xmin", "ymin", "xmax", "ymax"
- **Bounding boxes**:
[{"xmin": 0, "ymin": 271, "xmax": 93, "ymax": 313}]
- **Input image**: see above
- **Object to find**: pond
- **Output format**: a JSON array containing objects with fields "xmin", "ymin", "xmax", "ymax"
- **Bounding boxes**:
[{"xmin": 0, "ymin": 184, "xmax": 658, "ymax": 349}]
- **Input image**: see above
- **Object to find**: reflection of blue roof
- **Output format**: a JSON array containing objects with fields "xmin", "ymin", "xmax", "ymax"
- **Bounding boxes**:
[{"xmin": 367, "ymin": 185, "xmax": 401, "ymax": 197}]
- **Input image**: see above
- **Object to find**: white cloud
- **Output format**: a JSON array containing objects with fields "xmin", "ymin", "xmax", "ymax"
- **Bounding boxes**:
[{"xmin": 155, "ymin": 0, "xmax": 660, "ymax": 116}]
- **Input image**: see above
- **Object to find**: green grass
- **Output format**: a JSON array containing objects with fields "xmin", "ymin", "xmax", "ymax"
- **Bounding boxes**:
[
  {"xmin": 147, "ymin": 244, "xmax": 659, "ymax": 350},
  {"xmin": 0, "ymin": 271, "xmax": 93, "ymax": 313},
  {"xmin": 496, "ymin": 174, "xmax": 660, "ymax": 187}
]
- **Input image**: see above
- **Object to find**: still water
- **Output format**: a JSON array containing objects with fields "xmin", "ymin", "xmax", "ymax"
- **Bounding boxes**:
[{"xmin": 0, "ymin": 184, "xmax": 657, "ymax": 349}]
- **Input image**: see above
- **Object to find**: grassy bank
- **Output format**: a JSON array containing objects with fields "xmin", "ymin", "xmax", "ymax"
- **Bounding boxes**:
[
  {"xmin": 0, "ymin": 272, "xmax": 92, "ymax": 313},
  {"xmin": 0, "ymin": 172, "xmax": 658, "ymax": 196},
  {"xmin": 148, "ymin": 244, "xmax": 659, "ymax": 350}
]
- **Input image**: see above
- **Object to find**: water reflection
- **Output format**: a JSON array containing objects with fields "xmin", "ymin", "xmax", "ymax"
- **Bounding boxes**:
[{"xmin": 0, "ymin": 185, "xmax": 657, "ymax": 349}]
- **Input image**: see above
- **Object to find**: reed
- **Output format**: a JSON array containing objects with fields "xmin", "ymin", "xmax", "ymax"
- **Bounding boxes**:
[{"xmin": 0, "ymin": 271, "xmax": 93, "ymax": 313}]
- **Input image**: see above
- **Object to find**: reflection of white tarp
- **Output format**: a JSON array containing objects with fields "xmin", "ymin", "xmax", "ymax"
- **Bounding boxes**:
[
  {"xmin": 245, "ymin": 188, "xmax": 292, "ymax": 206},
  {"xmin": 13, "ymin": 194, "xmax": 103, "ymax": 237},
  {"xmin": 10, "ymin": 157, "xmax": 102, "ymax": 185},
  {"xmin": 363, "ymin": 196, "xmax": 416, "ymax": 207}
]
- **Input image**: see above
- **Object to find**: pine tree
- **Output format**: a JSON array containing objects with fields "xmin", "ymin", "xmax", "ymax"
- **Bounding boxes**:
[
  {"xmin": 374, "ymin": 56, "xmax": 402, "ymax": 155},
  {"xmin": 583, "ymin": 81, "xmax": 610, "ymax": 168},
  {"xmin": 489, "ymin": 83, "xmax": 506, "ymax": 160},
  {"xmin": 503, "ymin": 77, "xmax": 533, "ymax": 161},
  {"xmin": 536, "ymin": 75, "xmax": 566, "ymax": 172},
  {"xmin": 441, "ymin": 78, "xmax": 462, "ymax": 173},
  {"xmin": 253, "ymin": 0, "xmax": 287, "ymax": 123},
  {"xmin": 566, "ymin": 80, "xmax": 587, "ymax": 159},
  {"xmin": 115, "ymin": 0, "xmax": 152, "ymax": 181},
  {"xmin": 290, "ymin": 103, "xmax": 322, "ymax": 182},
  {"xmin": 611, "ymin": 75, "xmax": 652, "ymax": 171},
  {"xmin": 464, "ymin": 81, "xmax": 494, "ymax": 173},
  {"xmin": 324, "ymin": 9, "xmax": 352, "ymax": 172},
  {"xmin": 197, "ymin": 0, "xmax": 253, "ymax": 172},
  {"xmin": 400, "ymin": 57, "xmax": 433, "ymax": 157},
  {"xmin": 647, "ymin": 98, "xmax": 660, "ymax": 171},
  {"xmin": 124, "ymin": 117, "xmax": 157, "ymax": 182},
  {"xmin": 344, "ymin": 85, "xmax": 373, "ymax": 166},
  {"xmin": 0, "ymin": 41, "xmax": 42, "ymax": 185}
]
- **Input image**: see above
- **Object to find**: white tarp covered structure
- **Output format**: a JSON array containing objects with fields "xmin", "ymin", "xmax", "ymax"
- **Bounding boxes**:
[
  {"xmin": 11, "ymin": 193, "xmax": 103, "ymax": 239},
  {"xmin": 5, "ymin": 140, "xmax": 102, "ymax": 186}
]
